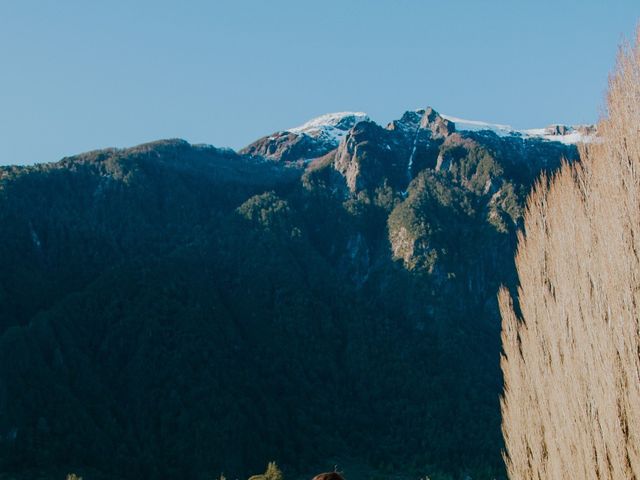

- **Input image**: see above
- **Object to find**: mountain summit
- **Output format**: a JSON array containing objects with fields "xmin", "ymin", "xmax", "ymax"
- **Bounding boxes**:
[{"xmin": 242, "ymin": 107, "xmax": 595, "ymax": 164}]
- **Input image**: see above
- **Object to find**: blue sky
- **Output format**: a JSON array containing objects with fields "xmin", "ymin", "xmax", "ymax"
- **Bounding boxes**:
[{"xmin": 0, "ymin": 1, "xmax": 638, "ymax": 165}]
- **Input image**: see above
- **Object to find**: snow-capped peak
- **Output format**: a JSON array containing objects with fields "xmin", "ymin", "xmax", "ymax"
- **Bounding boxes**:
[
  {"xmin": 441, "ymin": 113, "xmax": 596, "ymax": 145},
  {"xmin": 441, "ymin": 115, "xmax": 514, "ymax": 136},
  {"xmin": 289, "ymin": 112, "xmax": 369, "ymax": 134},
  {"xmin": 287, "ymin": 112, "xmax": 369, "ymax": 145}
]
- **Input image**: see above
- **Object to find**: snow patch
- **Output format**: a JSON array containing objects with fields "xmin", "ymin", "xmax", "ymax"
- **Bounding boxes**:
[
  {"xmin": 520, "ymin": 127, "xmax": 596, "ymax": 145},
  {"xmin": 441, "ymin": 114, "xmax": 595, "ymax": 145},
  {"xmin": 287, "ymin": 112, "xmax": 369, "ymax": 145},
  {"xmin": 441, "ymin": 115, "xmax": 514, "ymax": 137}
]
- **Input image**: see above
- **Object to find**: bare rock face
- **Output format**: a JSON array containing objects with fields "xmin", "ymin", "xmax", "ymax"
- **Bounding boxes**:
[
  {"xmin": 389, "ymin": 223, "xmax": 422, "ymax": 269},
  {"xmin": 333, "ymin": 121, "xmax": 397, "ymax": 192},
  {"xmin": 334, "ymin": 108, "xmax": 454, "ymax": 193},
  {"xmin": 419, "ymin": 107, "xmax": 456, "ymax": 138},
  {"xmin": 545, "ymin": 124, "xmax": 570, "ymax": 136},
  {"xmin": 386, "ymin": 107, "xmax": 455, "ymax": 139},
  {"xmin": 435, "ymin": 134, "xmax": 478, "ymax": 174}
]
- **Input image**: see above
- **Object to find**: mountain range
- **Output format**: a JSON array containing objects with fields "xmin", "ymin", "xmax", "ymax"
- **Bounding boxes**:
[{"xmin": 0, "ymin": 107, "xmax": 588, "ymax": 480}]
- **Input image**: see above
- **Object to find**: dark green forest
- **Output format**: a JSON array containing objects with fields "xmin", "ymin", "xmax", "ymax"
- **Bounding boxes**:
[{"xmin": 0, "ymin": 111, "xmax": 579, "ymax": 480}]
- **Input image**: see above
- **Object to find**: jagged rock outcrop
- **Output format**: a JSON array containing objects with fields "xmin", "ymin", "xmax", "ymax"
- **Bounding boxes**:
[
  {"xmin": 333, "ymin": 121, "xmax": 398, "ymax": 192},
  {"xmin": 333, "ymin": 108, "xmax": 454, "ymax": 193},
  {"xmin": 387, "ymin": 107, "xmax": 455, "ymax": 139}
]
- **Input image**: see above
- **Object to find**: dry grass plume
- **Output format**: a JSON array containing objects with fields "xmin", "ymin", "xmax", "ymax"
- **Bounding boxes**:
[{"xmin": 499, "ymin": 27, "xmax": 640, "ymax": 479}]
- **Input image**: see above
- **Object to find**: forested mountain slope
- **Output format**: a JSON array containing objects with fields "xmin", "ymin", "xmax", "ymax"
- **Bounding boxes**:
[{"xmin": 0, "ymin": 109, "xmax": 584, "ymax": 480}]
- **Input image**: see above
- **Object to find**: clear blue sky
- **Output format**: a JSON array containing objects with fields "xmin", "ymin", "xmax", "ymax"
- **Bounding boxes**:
[{"xmin": 0, "ymin": 1, "xmax": 638, "ymax": 165}]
